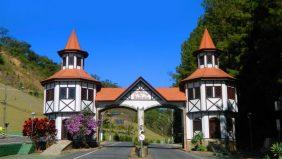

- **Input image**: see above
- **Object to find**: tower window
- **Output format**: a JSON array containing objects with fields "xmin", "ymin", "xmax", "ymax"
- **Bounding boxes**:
[
  {"xmin": 207, "ymin": 55, "xmax": 213, "ymax": 64},
  {"xmin": 214, "ymin": 86, "xmax": 222, "ymax": 98},
  {"xmin": 88, "ymin": 89, "xmax": 94, "ymax": 101},
  {"xmin": 77, "ymin": 57, "xmax": 81, "ymax": 66},
  {"xmin": 59, "ymin": 87, "xmax": 67, "ymax": 99},
  {"xmin": 63, "ymin": 57, "xmax": 66, "ymax": 66},
  {"xmin": 68, "ymin": 87, "xmax": 76, "ymax": 99},
  {"xmin": 227, "ymin": 87, "xmax": 235, "ymax": 100},
  {"xmin": 188, "ymin": 87, "xmax": 200, "ymax": 100},
  {"xmin": 195, "ymin": 87, "xmax": 200, "ymax": 99},
  {"xmin": 188, "ymin": 88, "xmax": 193, "ymax": 99},
  {"xmin": 69, "ymin": 56, "xmax": 74, "ymax": 65},
  {"xmin": 81, "ymin": 88, "xmax": 87, "ymax": 100},
  {"xmin": 206, "ymin": 86, "xmax": 213, "ymax": 98},
  {"xmin": 46, "ymin": 89, "xmax": 54, "ymax": 102},
  {"xmin": 199, "ymin": 56, "xmax": 204, "ymax": 65},
  {"xmin": 81, "ymin": 88, "xmax": 94, "ymax": 101}
]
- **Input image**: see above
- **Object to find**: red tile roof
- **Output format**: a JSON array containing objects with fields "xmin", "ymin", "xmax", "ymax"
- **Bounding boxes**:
[
  {"xmin": 199, "ymin": 28, "xmax": 216, "ymax": 50},
  {"xmin": 96, "ymin": 87, "xmax": 186, "ymax": 102},
  {"xmin": 65, "ymin": 30, "xmax": 81, "ymax": 50},
  {"xmin": 182, "ymin": 67, "xmax": 234, "ymax": 82},
  {"xmin": 96, "ymin": 88, "xmax": 125, "ymax": 101},
  {"xmin": 156, "ymin": 87, "xmax": 186, "ymax": 101},
  {"xmin": 41, "ymin": 69, "xmax": 100, "ymax": 84}
]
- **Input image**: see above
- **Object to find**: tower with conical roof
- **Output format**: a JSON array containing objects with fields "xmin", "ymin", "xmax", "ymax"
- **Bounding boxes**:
[
  {"xmin": 41, "ymin": 30, "xmax": 101, "ymax": 140},
  {"xmin": 181, "ymin": 29, "xmax": 238, "ymax": 150}
]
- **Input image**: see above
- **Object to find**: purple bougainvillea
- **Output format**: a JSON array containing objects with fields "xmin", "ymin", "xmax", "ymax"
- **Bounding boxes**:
[{"xmin": 65, "ymin": 113, "xmax": 98, "ymax": 137}]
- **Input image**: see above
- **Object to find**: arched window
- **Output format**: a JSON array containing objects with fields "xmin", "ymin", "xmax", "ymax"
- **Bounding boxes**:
[{"xmin": 209, "ymin": 117, "xmax": 221, "ymax": 138}]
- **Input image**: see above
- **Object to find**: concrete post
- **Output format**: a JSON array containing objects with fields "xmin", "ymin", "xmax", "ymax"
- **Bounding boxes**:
[{"xmin": 137, "ymin": 107, "xmax": 144, "ymax": 136}]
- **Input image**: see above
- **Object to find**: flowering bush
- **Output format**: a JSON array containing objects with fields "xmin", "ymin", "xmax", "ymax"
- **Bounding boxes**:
[
  {"xmin": 65, "ymin": 113, "xmax": 98, "ymax": 138},
  {"xmin": 64, "ymin": 112, "xmax": 99, "ymax": 148},
  {"xmin": 22, "ymin": 118, "xmax": 56, "ymax": 147}
]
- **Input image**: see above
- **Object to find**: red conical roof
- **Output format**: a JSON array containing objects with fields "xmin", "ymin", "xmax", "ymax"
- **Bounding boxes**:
[
  {"xmin": 199, "ymin": 28, "xmax": 216, "ymax": 50},
  {"xmin": 65, "ymin": 30, "xmax": 81, "ymax": 50}
]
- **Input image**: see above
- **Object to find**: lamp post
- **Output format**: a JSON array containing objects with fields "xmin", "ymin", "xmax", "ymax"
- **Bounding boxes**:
[{"xmin": 31, "ymin": 112, "xmax": 36, "ymax": 139}]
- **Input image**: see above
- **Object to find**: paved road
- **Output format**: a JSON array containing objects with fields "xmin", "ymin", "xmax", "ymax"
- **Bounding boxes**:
[
  {"xmin": 57, "ymin": 142, "xmax": 133, "ymax": 159},
  {"xmin": 149, "ymin": 143, "xmax": 215, "ymax": 159}
]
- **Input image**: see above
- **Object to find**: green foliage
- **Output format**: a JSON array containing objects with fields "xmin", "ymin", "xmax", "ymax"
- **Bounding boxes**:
[
  {"xmin": 145, "ymin": 108, "xmax": 173, "ymax": 137},
  {"xmin": 173, "ymin": 0, "xmax": 255, "ymax": 85},
  {"xmin": 264, "ymin": 143, "xmax": 282, "ymax": 159},
  {"xmin": 0, "ymin": 27, "xmax": 60, "ymax": 96},
  {"xmin": 0, "ymin": 54, "xmax": 4, "ymax": 65},
  {"xmin": 271, "ymin": 143, "xmax": 282, "ymax": 159},
  {"xmin": 91, "ymin": 74, "xmax": 119, "ymax": 88},
  {"xmin": 191, "ymin": 133, "xmax": 206, "ymax": 151},
  {"xmin": 173, "ymin": 0, "xmax": 282, "ymax": 149},
  {"xmin": 191, "ymin": 132, "xmax": 203, "ymax": 145},
  {"xmin": 0, "ymin": 127, "xmax": 5, "ymax": 136}
]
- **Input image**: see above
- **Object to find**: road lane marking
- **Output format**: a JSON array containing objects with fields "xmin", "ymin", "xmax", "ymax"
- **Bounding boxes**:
[{"xmin": 72, "ymin": 142, "xmax": 121, "ymax": 159}]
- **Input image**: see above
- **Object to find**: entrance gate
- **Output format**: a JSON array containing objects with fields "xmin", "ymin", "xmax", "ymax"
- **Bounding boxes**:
[{"xmin": 95, "ymin": 77, "xmax": 187, "ymax": 148}]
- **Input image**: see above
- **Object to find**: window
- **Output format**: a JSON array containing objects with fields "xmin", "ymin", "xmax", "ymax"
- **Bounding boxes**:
[
  {"xmin": 214, "ymin": 86, "xmax": 222, "ymax": 98},
  {"xmin": 88, "ymin": 89, "xmax": 94, "ymax": 101},
  {"xmin": 199, "ymin": 56, "xmax": 204, "ymax": 65},
  {"xmin": 215, "ymin": 56, "xmax": 219, "ymax": 65},
  {"xmin": 227, "ymin": 87, "xmax": 235, "ymax": 100},
  {"xmin": 188, "ymin": 88, "xmax": 193, "ymax": 99},
  {"xmin": 81, "ymin": 88, "xmax": 87, "ymax": 100},
  {"xmin": 68, "ymin": 87, "xmax": 76, "ymax": 99},
  {"xmin": 206, "ymin": 86, "xmax": 213, "ymax": 98},
  {"xmin": 209, "ymin": 117, "xmax": 221, "ymax": 138},
  {"xmin": 69, "ymin": 56, "xmax": 74, "ymax": 65},
  {"xmin": 63, "ymin": 57, "xmax": 66, "ymax": 66},
  {"xmin": 59, "ymin": 87, "xmax": 67, "ymax": 99},
  {"xmin": 195, "ymin": 87, "xmax": 200, "ymax": 99},
  {"xmin": 81, "ymin": 88, "xmax": 94, "ymax": 101},
  {"xmin": 77, "ymin": 57, "xmax": 81, "ymax": 66},
  {"xmin": 193, "ymin": 118, "xmax": 202, "ymax": 132},
  {"xmin": 207, "ymin": 55, "xmax": 213, "ymax": 64},
  {"xmin": 46, "ymin": 89, "xmax": 54, "ymax": 102}
]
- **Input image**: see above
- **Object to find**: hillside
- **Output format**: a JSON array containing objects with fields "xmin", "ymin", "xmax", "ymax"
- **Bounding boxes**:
[
  {"xmin": 102, "ymin": 108, "xmax": 168, "ymax": 142},
  {"xmin": 0, "ymin": 83, "xmax": 44, "ymax": 134}
]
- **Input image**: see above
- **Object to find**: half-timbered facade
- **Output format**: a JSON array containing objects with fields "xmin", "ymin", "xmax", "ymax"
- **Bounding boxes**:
[
  {"xmin": 181, "ymin": 29, "xmax": 238, "ymax": 149},
  {"xmin": 41, "ymin": 31, "xmax": 101, "ymax": 139},
  {"xmin": 41, "ymin": 29, "xmax": 237, "ymax": 151}
]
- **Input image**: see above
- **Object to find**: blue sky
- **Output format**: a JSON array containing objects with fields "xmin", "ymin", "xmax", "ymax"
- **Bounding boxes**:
[{"xmin": 0, "ymin": 0, "xmax": 203, "ymax": 87}]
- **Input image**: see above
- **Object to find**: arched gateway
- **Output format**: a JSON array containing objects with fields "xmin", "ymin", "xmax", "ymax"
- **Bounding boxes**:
[{"xmin": 41, "ymin": 29, "xmax": 238, "ymax": 151}]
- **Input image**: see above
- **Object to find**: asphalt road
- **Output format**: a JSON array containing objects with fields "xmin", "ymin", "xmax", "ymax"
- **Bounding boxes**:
[
  {"xmin": 149, "ymin": 143, "xmax": 215, "ymax": 159},
  {"xmin": 57, "ymin": 142, "xmax": 133, "ymax": 159},
  {"xmin": 57, "ymin": 142, "xmax": 215, "ymax": 159}
]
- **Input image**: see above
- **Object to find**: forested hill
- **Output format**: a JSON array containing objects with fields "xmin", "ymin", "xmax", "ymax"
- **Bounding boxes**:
[
  {"xmin": 0, "ymin": 27, "xmax": 120, "ymax": 97},
  {"xmin": 174, "ymin": 0, "xmax": 282, "ymax": 150},
  {"xmin": 0, "ymin": 27, "xmax": 60, "ymax": 97}
]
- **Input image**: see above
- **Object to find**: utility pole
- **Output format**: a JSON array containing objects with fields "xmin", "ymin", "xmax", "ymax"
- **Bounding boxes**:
[
  {"xmin": 3, "ymin": 84, "xmax": 7, "ymax": 135},
  {"xmin": 171, "ymin": 109, "xmax": 174, "ymax": 144}
]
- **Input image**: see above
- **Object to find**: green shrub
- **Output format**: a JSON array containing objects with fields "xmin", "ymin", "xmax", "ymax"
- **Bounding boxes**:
[
  {"xmin": 264, "ymin": 142, "xmax": 282, "ymax": 159},
  {"xmin": 197, "ymin": 145, "xmax": 207, "ymax": 151},
  {"xmin": 191, "ymin": 132, "xmax": 206, "ymax": 151}
]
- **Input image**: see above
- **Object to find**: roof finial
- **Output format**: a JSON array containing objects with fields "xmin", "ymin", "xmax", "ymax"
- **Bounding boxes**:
[
  {"xmin": 199, "ymin": 28, "xmax": 216, "ymax": 50},
  {"xmin": 65, "ymin": 29, "xmax": 81, "ymax": 50}
]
